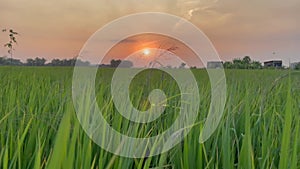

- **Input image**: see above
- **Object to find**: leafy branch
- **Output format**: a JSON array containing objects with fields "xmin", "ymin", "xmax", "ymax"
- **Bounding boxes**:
[{"xmin": 2, "ymin": 29, "xmax": 19, "ymax": 63}]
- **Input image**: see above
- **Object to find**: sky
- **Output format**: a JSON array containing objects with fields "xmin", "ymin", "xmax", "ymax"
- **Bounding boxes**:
[{"xmin": 0, "ymin": 0, "xmax": 299, "ymax": 66}]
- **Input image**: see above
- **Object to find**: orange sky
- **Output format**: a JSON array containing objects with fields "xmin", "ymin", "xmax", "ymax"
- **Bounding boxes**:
[
  {"xmin": 0, "ymin": 0, "xmax": 300, "ymax": 66},
  {"xmin": 102, "ymin": 34, "xmax": 203, "ymax": 67}
]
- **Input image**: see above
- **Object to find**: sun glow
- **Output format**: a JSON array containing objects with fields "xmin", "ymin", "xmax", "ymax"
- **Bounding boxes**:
[{"xmin": 143, "ymin": 48, "xmax": 151, "ymax": 56}]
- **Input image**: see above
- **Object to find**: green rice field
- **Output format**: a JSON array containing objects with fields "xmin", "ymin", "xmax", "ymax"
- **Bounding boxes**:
[{"xmin": 0, "ymin": 67, "xmax": 299, "ymax": 169}]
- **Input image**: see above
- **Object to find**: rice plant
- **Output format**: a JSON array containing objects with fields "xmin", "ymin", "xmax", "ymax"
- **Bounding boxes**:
[{"xmin": 0, "ymin": 67, "xmax": 299, "ymax": 168}]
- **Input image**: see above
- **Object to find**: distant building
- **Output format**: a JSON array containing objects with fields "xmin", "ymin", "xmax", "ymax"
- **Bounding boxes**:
[
  {"xmin": 207, "ymin": 61, "xmax": 223, "ymax": 69},
  {"xmin": 290, "ymin": 62, "xmax": 300, "ymax": 69},
  {"xmin": 264, "ymin": 60, "xmax": 282, "ymax": 68}
]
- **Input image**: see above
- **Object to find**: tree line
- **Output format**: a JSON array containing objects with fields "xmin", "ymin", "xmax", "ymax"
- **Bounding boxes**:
[
  {"xmin": 0, "ymin": 57, "xmax": 88, "ymax": 66},
  {"xmin": 1, "ymin": 56, "xmax": 300, "ymax": 69},
  {"xmin": 0, "ymin": 57, "xmax": 135, "ymax": 67},
  {"xmin": 223, "ymin": 56, "xmax": 263, "ymax": 69}
]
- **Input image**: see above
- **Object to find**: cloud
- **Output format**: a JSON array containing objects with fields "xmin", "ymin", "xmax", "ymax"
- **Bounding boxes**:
[{"xmin": 175, "ymin": 0, "xmax": 220, "ymax": 19}]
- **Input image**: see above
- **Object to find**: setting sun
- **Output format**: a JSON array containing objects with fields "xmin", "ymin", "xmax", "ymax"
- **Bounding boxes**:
[{"xmin": 143, "ymin": 48, "xmax": 150, "ymax": 56}]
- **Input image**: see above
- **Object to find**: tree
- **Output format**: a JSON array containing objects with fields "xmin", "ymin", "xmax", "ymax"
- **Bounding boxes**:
[
  {"xmin": 242, "ymin": 56, "xmax": 251, "ymax": 69},
  {"xmin": 242, "ymin": 56, "xmax": 251, "ymax": 64},
  {"xmin": 34, "ymin": 57, "xmax": 46, "ymax": 66},
  {"xmin": 0, "ymin": 57, "xmax": 9, "ymax": 65},
  {"xmin": 233, "ymin": 58, "xmax": 244, "ymax": 69},
  {"xmin": 110, "ymin": 59, "xmax": 122, "ymax": 67},
  {"xmin": 49, "ymin": 59, "xmax": 61, "ymax": 66},
  {"xmin": 295, "ymin": 63, "xmax": 300, "ymax": 70},
  {"xmin": 223, "ymin": 61, "xmax": 233, "ymax": 69},
  {"xmin": 224, "ymin": 56, "xmax": 262, "ymax": 69},
  {"xmin": 26, "ymin": 58, "xmax": 34, "ymax": 66},
  {"xmin": 2, "ymin": 29, "xmax": 18, "ymax": 64},
  {"xmin": 179, "ymin": 62, "xmax": 186, "ymax": 69},
  {"xmin": 48, "ymin": 58, "xmax": 89, "ymax": 66},
  {"xmin": 25, "ymin": 57, "xmax": 46, "ymax": 66},
  {"xmin": 10, "ymin": 58, "xmax": 22, "ymax": 65},
  {"xmin": 250, "ymin": 61, "xmax": 262, "ymax": 69}
]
